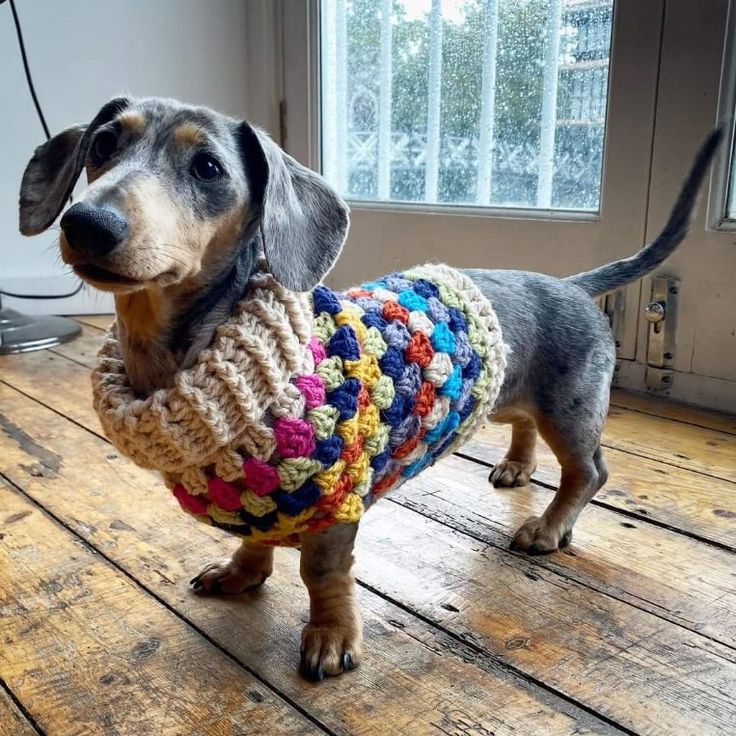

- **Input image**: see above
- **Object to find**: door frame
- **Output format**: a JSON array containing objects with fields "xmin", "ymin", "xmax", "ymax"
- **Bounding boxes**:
[{"xmin": 615, "ymin": 0, "xmax": 736, "ymax": 411}]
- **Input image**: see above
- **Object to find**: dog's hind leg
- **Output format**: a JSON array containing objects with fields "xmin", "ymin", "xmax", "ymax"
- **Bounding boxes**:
[
  {"xmin": 299, "ymin": 522, "xmax": 362, "ymax": 681},
  {"xmin": 488, "ymin": 409, "xmax": 538, "ymax": 488},
  {"xmin": 190, "ymin": 541, "xmax": 274, "ymax": 594},
  {"xmin": 510, "ymin": 412, "xmax": 608, "ymax": 554}
]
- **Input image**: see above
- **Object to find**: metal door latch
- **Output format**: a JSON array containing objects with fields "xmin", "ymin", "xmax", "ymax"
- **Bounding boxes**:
[{"xmin": 645, "ymin": 276, "xmax": 678, "ymax": 391}]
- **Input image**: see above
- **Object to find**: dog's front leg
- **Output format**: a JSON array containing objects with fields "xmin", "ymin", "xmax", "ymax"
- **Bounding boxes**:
[
  {"xmin": 191, "ymin": 541, "xmax": 274, "ymax": 594},
  {"xmin": 299, "ymin": 522, "xmax": 362, "ymax": 681}
]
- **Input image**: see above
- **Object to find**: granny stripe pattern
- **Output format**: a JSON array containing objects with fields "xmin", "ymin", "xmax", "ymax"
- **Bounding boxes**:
[{"xmin": 92, "ymin": 264, "xmax": 506, "ymax": 546}]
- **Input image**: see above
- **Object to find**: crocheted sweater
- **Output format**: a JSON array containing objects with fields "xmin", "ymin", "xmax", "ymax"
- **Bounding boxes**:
[{"xmin": 92, "ymin": 264, "xmax": 506, "ymax": 546}]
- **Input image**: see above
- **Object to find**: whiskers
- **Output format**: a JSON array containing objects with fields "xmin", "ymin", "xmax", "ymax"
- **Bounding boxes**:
[{"xmin": 161, "ymin": 242, "xmax": 193, "ymax": 271}]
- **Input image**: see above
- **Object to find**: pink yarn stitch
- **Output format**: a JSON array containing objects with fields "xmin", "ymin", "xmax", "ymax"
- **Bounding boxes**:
[
  {"xmin": 274, "ymin": 416, "xmax": 316, "ymax": 458},
  {"xmin": 173, "ymin": 484, "xmax": 209, "ymax": 515},
  {"xmin": 294, "ymin": 373, "xmax": 326, "ymax": 409},
  {"xmin": 242, "ymin": 457, "xmax": 281, "ymax": 496},
  {"xmin": 207, "ymin": 476, "xmax": 242, "ymax": 511},
  {"xmin": 308, "ymin": 336, "xmax": 327, "ymax": 365}
]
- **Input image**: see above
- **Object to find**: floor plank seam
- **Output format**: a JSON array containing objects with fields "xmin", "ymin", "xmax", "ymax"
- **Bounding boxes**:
[
  {"xmin": 610, "ymin": 400, "xmax": 736, "ymax": 437},
  {"xmin": 0, "ymin": 676, "xmax": 45, "ymax": 736},
  {"xmin": 0, "ymin": 473, "xmax": 337, "ymax": 736},
  {"xmin": 72, "ymin": 319, "xmax": 107, "ymax": 332},
  {"xmin": 601, "ymin": 442, "xmax": 735, "ymax": 485},
  {"xmin": 452, "ymin": 450, "xmax": 736, "ymax": 554},
  {"xmin": 354, "ymin": 578, "xmax": 637, "ymax": 736},
  {"xmin": 385, "ymin": 495, "xmax": 736, "ymax": 652},
  {"xmin": 46, "ymin": 350, "xmax": 96, "ymax": 371},
  {"xmin": 380, "ymin": 610, "xmax": 626, "ymax": 733},
  {"xmin": 0, "ymin": 380, "xmax": 111, "ymax": 445},
  {"xmin": 461, "ymin": 434, "xmax": 736, "ymax": 486}
]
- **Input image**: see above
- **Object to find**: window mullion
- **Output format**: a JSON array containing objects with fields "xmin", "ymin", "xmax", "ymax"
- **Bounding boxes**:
[
  {"xmin": 377, "ymin": 0, "xmax": 393, "ymax": 201},
  {"xmin": 537, "ymin": 0, "xmax": 563, "ymax": 208},
  {"xmin": 477, "ymin": 0, "xmax": 500, "ymax": 206},
  {"xmin": 425, "ymin": 0, "xmax": 443, "ymax": 203}
]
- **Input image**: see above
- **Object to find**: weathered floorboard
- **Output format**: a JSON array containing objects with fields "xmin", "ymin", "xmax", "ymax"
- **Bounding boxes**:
[
  {"xmin": 462, "ymin": 423, "xmax": 736, "ymax": 548},
  {"xmin": 357, "ymin": 503, "xmax": 736, "ymax": 736},
  {"xmin": 0, "ymin": 480, "xmax": 320, "ymax": 736},
  {"xmin": 393, "ymin": 454, "xmax": 736, "ymax": 647},
  {"xmin": 0, "ymin": 381, "xmax": 733, "ymax": 734},
  {"xmin": 0, "ymin": 383, "xmax": 615, "ymax": 736}
]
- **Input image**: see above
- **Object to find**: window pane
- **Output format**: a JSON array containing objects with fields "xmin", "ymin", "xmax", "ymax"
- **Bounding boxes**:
[{"xmin": 320, "ymin": 0, "xmax": 614, "ymax": 211}]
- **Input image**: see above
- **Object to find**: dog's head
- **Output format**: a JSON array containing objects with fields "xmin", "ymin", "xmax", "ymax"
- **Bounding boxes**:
[{"xmin": 19, "ymin": 97, "xmax": 349, "ymax": 293}]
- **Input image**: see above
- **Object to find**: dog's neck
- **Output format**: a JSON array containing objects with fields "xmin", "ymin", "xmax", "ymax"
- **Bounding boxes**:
[{"xmin": 114, "ymin": 243, "xmax": 260, "ymax": 395}]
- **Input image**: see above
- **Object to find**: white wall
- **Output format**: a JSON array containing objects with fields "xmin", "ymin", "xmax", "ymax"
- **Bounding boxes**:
[{"xmin": 0, "ymin": 0, "xmax": 250, "ymax": 314}]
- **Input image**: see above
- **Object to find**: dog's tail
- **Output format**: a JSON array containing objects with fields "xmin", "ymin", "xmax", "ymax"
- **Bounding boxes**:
[{"xmin": 566, "ymin": 127, "xmax": 724, "ymax": 298}]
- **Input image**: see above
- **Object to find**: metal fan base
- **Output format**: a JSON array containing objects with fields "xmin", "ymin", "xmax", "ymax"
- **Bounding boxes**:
[{"xmin": 0, "ymin": 307, "xmax": 82, "ymax": 355}]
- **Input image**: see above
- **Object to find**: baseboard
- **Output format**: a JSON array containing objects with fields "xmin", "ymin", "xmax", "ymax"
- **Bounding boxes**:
[{"xmin": 0, "ymin": 276, "xmax": 113, "ymax": 316}]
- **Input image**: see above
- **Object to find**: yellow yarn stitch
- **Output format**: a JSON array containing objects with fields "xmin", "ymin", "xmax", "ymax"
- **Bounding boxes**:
[
  {"xmin": 314, "ymin": 460, "xmax": 346, "ymax": 492},
  {"xmin": 344, "ymin": 353, "xmax": 382, "ymax": 387},
  {"xmin": 334, "ymin": 493, "xmax": 364, "ymax": 524}
]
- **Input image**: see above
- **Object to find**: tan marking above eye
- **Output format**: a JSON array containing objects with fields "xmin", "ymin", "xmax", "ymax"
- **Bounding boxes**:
[
  {"xmin": 173, "ymin": 123, "xmax": 206, "ymax": 148},
  {"xmin": 118, "ymin": 111, "xmax": 147, "ymax": 135}
]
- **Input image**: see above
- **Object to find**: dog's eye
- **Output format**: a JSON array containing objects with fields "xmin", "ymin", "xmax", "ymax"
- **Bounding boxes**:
[
  {"xmin": 190, "ymin": 153, "xmax": 223, "ymax": 182},
  {"xmin": 92, "ymin": 130, "xmax": 118, "ymax": 161}
]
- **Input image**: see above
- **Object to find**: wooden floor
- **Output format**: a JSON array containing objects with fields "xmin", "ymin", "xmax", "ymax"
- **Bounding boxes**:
[{"xmin": 1, "ymin": 316, "xmax": 735, "ymax": 736}]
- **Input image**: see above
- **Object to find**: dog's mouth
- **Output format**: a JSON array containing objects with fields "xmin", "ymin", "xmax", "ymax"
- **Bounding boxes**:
[{"xmin": 73, "ymin": 263, "xmax": 142, "ymax": 288}]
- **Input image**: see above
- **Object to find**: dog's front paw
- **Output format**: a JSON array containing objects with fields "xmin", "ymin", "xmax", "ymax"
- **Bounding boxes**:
[
  {"xmin": 510, "ymin": 515, "xmax": 572, "ymax": 555},
  {"xmin": 489, "ymin": 459, "xmax": 535, "ymax": 488},
  {"xmin": 190, "ymin": 558, "xmax": 271, "ymax": 595},
  {"xmin": 300, "ymin": 623, "xmax": 362, "ymax": 681}
]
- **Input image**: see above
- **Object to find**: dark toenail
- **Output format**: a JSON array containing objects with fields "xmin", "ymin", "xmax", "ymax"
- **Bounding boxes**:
[
  {"xmin": 302, "ymin": 661, "xmax": 324, "ymax": 682},
  {"xmin": 343, "ymin": 653, "xmax": 353, "ymax": 671}
]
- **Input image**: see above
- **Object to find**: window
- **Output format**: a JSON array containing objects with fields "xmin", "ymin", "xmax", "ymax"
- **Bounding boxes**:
[
  {"xmin": 709, "ymin": 1, "xmax": 736, "ymax": 228},
  {"xmin": 320, "ymin": 0, "xmax": 614, "ymax": 211}
]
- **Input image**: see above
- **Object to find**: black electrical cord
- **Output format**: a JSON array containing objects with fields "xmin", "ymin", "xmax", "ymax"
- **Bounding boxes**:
[
  {"xmin": 8, "ymin": 0, "xmax": 50, "ymax": 139},
  {"xmin": 1, "ymin": 0, "xmax": 84, "ymax": 301}
]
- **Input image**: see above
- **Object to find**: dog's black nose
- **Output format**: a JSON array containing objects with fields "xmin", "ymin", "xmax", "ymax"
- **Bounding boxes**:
[{"xmin": 60, "ymin": 203, "xmax": 128, "ymax": 256}]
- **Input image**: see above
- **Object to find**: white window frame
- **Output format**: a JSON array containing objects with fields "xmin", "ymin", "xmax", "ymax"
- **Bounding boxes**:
[
  {"xmin": 707, "ymin": 0, "xmax": 736, "ymax": 231},
  {"xmin": 286, "ymin": 0, "xmax": 618, "ymax": 222}
]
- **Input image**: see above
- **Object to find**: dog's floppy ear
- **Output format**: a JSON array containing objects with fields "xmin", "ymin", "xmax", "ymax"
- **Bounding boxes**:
[
  {"xmin": 237, "ymin": 121, "xmax": 349, "ymax": 292},
  {"xmin": 19, "ymin": 97, "xmax": 131, "ymax": 236}
]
